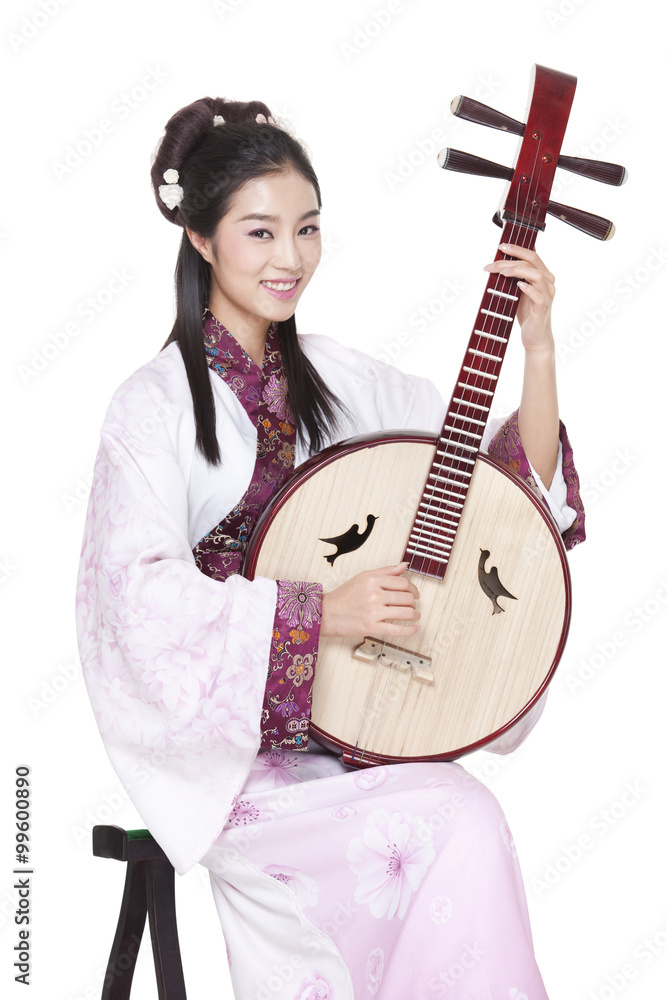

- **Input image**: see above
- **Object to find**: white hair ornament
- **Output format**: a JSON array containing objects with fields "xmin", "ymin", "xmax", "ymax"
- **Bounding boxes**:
[{"xmin": 158, "ymin": 169, "xmax": 184, "ymax": 210}]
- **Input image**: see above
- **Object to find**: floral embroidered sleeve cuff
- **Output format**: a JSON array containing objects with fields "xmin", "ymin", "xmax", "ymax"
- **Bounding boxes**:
[
  {"xmin": 259, "ymin": 580, "xmax": 323, "ymax": 752},
  {"xmin": 485, "ymin": 409, "xmax": 586, "ymax": 550}
]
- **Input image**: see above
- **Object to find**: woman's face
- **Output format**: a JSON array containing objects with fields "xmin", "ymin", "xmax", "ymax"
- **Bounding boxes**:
[{"xmin": 191, "ymin": 168, "xmax": 322, "ymax": 340}]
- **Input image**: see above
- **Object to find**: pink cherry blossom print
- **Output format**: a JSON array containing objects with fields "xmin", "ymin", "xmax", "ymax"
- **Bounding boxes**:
[{"xmin": 347, "ymin": 808, "xmax": 435, "ymax": 919}]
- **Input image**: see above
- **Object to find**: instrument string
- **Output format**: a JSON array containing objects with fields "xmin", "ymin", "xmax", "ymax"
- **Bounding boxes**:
[{"xmin": 353, "ymin": 135, "xmax": 548, "ymax": 763}]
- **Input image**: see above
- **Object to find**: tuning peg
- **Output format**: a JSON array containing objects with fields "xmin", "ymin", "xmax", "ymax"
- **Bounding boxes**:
[
  {"xmin": 547, "ymin": 199, "xmax": 615, "ymax": 240},
  {"xmin": 451, "ymin": 95, "xmax": 627, "ymax": 188},
  {"xmin": 557, "ymin": 155, "xmax": 627, "ymax": 186},
  {"xmin": 450, "ymin": 95, "xmax": 525, "ymax": 136},
  {"xmin": 437, "ymin": 148, "xmax": 513, "ymax": 181}
]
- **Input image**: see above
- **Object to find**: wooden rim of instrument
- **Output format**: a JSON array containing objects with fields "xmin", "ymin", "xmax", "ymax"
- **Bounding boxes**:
[{"xmin": 245, "ymin": 429, "xmax": 572, "ymax": 765}]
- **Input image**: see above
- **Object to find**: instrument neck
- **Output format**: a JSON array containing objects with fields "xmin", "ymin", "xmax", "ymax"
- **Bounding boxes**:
[{"xmin": 403, "ymin": 220, "xmax": 536, "ymax": 579}]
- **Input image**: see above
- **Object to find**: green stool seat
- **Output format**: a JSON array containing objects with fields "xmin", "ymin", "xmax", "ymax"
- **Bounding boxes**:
[{"xmin": 92, "ymin": 826, "xmax": 187, "ymax": 1000}]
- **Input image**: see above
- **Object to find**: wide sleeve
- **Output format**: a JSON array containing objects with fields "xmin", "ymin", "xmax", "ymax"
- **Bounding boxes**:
[
  {"xmin": 483, "ymin": 408, "xmax": 585, "ymax": 549},
  {"xmin": 480, "ymin": 409, "xmax": 585, "ymax": 755},
  {"xmin": 75, "ymin": 377, "xmax": 278, "ymax": 874}
]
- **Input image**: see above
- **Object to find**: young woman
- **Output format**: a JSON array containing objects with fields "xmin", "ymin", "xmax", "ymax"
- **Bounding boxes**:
[{"xmin": 76, "ymin": 96, "xmax": 584, "ymax": 999}]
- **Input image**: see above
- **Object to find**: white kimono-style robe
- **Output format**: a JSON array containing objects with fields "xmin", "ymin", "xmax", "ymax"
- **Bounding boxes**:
[{"xmin": 76, "ymin": 330, "xmax": 579, "ymax": 999}]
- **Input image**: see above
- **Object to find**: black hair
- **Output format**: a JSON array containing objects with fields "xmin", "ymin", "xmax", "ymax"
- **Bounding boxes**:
[{"xmin": 150, "ymin": 96, "xmax": 344, "ymax": 465}]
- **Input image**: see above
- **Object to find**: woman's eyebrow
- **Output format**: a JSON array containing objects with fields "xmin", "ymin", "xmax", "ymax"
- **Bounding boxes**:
[{"xmin": 235, "ymin": 209, "xmax": 321, "ymax": 223}]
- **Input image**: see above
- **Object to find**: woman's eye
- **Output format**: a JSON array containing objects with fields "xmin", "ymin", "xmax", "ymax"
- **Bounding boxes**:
[
  {"xmin": 249, "ymin": 229, "xmax": 271, "ymax": 239},
  {"xmin": 300, "ymin": 225, "xmax": 320, "ymax": 236}
]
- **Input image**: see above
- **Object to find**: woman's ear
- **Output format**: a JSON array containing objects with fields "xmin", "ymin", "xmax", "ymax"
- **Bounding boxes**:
[{"xmin": 186, "ymin": 227, "xmax": 213, "ymax": 264}]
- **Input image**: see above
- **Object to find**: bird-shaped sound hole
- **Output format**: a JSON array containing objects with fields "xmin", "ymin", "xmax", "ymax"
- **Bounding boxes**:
[
  {"xmin": 319, "ymin": 515, "xmax": 378, "ymax": 566},
  {"xmin": 478, "ymin": 548, "xmax": 517, "ymax": 615}
]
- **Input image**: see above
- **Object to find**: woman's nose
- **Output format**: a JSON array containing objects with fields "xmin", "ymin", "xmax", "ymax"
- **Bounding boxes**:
[{"xmin": 271, "ymin": 237, "xmax": 301, "ymax": 270}]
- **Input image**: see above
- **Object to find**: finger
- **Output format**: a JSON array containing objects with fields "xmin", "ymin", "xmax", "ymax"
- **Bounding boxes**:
[
  {"xmin": 376, "ymin": 576, "xmax": 420, "ymax": 599},
  {"xmin": 373, "ymin": 562, "xmax": 410, "ymax": 576},
  {"xmin": 497, "ymin": 243, "xmax": 545, "ymax": 266},
  {"xmin": 379, "ymin": 604, "xmax": 421, "ymax": 622},
  {"xmin": 378, "ymin": 590, "xmax": 418, "ymax": 608},
  {"xmin": 484, "ymin": 260, "xmax": 553, "ymax": 287}
]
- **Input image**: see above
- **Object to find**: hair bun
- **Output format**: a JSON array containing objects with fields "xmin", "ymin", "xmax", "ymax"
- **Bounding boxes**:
[{"xmin": 150, "ymin": 96, "xmax": 274, "ymax": 222}]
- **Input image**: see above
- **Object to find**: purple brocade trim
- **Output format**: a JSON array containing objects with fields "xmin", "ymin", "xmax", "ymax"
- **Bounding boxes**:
[
  {"xmin": 486, "ymin": 409, "xmax": 586, "ymax": 550},
  {"xmin": 260, "ymin": 581, "xmax": 323, "ymax": 751},
  {"xmin": 192, "ymin": 310, "xmax": 322, "ymax": 750}
]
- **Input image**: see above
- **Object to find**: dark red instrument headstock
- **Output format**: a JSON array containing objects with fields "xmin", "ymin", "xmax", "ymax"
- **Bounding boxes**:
[{"xmin": 439, "ymin": 64, "xmax": 627, "ymax": 240}]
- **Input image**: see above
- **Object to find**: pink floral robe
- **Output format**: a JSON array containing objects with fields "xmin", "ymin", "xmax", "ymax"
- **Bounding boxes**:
[{"xmin": 76, "ymin": 312, "xmax": 584, "ymax": 1000}]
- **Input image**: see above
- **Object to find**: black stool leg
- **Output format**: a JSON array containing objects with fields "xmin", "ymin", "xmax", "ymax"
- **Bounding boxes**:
[
  {"xmin": 145, "ymin": 859, "xmax": 187, "ymax": 1000},
  {"xmin": 101, "ymin": 860, "xmax": 148, "ymax": 1000}
]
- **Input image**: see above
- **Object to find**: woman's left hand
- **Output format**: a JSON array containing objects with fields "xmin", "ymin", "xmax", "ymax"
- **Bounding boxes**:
[{"xmin": 484, "ymin": 244, "xmax": 556, "ymax": 356}]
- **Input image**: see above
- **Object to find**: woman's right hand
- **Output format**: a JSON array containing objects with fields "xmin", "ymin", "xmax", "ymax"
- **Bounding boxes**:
[{"xmin": 320, "ymin": 562, "xmax": 420, "ymax": 638}]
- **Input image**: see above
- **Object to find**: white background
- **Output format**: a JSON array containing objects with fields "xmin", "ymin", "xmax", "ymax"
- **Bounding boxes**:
[{"xmin": 2, "ymin": 1, "xmax": 665, "ymax": 998}]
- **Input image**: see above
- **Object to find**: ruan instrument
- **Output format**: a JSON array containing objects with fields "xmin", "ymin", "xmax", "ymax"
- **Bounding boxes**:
[{"xmin": 245, "ymin": 65, "xmax": 626, "ymax": 767}]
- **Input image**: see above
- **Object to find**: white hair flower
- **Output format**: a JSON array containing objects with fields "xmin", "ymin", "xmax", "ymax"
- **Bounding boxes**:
[
  {"xmin": 158, "ymin": 168, "xmax": 184, "ymax": 210},
  {"xmin": 213, "ymin": 115, "xmax": 225, "ymax": 126}
]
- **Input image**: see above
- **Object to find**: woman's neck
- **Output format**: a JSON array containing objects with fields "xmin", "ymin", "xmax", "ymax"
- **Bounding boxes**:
[{"xmin": 208, "ymin": 298, "xmax": 270, "ymax": 367}]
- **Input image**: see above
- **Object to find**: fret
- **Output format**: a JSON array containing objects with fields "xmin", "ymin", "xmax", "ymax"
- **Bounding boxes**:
[
  {"xmin": 409, "ymin": 530, "xmax": 454, "ymax": 550},
  {"xmin": 405, "ymin": 547, "xmax": 448, "ymax": 565},
  {"xmin": 486, "ymin": 288, "xmax": 518, "ymax": 302},
  {"xmin": 429, "ymin": 463, "xmax": 473, "ymax": 477},
  {"xmin": 411, "ymin": 524, "xmax": 456, "ymax": 544},
  {"xmin": 447, "ymin": 414, "xmax": 487, "ymax": 428},
  {"xmin": 474, "ymin": 330, "xmax": 508, "ymax": 343},
  {"xmin": 424, "ymin": 485, "xmax": 464, "ymax": 500},
  {"xmin": 407, "ymin": 538, "xmax": 452, "ymax": 557},
  {"xmin": 441, "ymin": 451, "xmax": 476, "ymax": 465},
  {"xmin": 417, "ymin": 510, "xmax": 460, "ymax": 528},
  {"xmin": 462, "ymin": 366, "xmax": 498, "ymax": 381},
  {"xmin": 436, "ymin": 438, "xmax": 479, "ymax": 464},
  {"xmin": 443, "ymin": 424, "xmax": 481, "ymax": 439},
  {"xmin": 452, "ymin": 397, "xmax": 490, "ymax": 411},
  {"xmin": 427, "ymin": 475, "xmax": 467, "ymax": 507},
  {"xmin": 415, "ymin": 511, "xmax": 461, "ymax": 528},
  {"xmin": 427, "ymin": 473, "xmax": 470, "ymax": 490},
  {"xmin": 439, "ymin": 492, "xmax": 465, "ymax": 506},
  {"xmin": 481, "ymin": 308, "xmax": 513, "ymax": 322},
  {"xmin": 458, "ymin": 381, "xmax": 495, "ymax": 394},
  {"xmin": 468, "ymin": 348, "xmax": 501, "ymax": 363}
]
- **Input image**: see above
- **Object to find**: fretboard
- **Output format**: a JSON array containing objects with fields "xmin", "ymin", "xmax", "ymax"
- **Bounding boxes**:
[{"xmin": 403, "ymin": 221, "xmax": 538, "ymax": 579}]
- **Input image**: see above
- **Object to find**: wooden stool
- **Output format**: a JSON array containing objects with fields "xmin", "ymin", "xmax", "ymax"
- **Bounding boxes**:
[{"xmin": 92, "ymin": 825, "xmax": 187, "ymax": 1000}]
